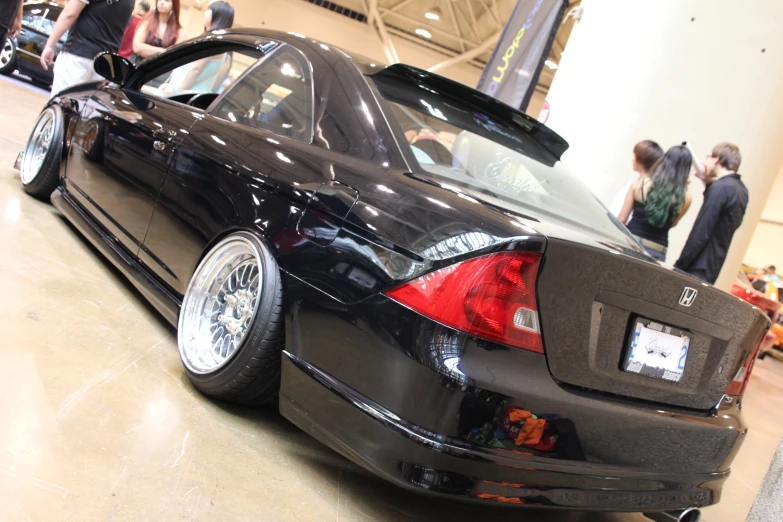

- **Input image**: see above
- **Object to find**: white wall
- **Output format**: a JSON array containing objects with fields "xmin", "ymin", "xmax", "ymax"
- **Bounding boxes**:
[
  {"xmin": 544, "ymin": 0, "xmax": 783, "ymax": 290},
  {"xmin": 179, "ymin": 0, "xmax": 483, "ymax": 87},
  {"xmin": 743, "ymin": 164, "xmax": 783, "ymax": 269}
]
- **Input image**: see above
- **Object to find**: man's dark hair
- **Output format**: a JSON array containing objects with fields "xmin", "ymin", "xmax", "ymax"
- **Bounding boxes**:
[
  {"xmin": 138, "ymin": 1, "xmax": 151, "ymax": 15},
  {"xmin": 712, "ymin": 142, "xmax": 742, "ymax": 172},
  {"xmin": 768, "ymin": 265, "xmax": 776, "ymax": 272},
  {"xmin": 209, "ymin": 1, "xmax": 235, "ymax": 30},
  {"xmin": 633, "ymin": 139, "xmax": 664, "ymax": 173}
]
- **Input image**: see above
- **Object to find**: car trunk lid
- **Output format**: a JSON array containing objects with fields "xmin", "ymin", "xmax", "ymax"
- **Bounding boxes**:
[{"xmin": 537, "ymin": 238, "xmax": 769, "ymax": 410}]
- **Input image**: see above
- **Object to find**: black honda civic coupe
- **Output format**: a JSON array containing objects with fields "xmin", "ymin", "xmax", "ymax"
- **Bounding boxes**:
[{"xmin": 17, "ymin": 29, "xmax": 768, "ymax": 518}]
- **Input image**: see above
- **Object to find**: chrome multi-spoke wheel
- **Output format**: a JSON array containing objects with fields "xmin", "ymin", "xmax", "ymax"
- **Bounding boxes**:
[
  {"xmin": 179, "ymin": 235, "xmax": 263, "ymax": 374},
  {"xmin": 21, "ymin": 108, "xmax": 56, "ymax": 185},
  {"xmin": 0, "ymin": 39, "xmax": 14, "ymax": 72}
]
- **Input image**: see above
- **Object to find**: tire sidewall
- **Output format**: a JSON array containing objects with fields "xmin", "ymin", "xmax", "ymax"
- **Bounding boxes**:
[
  {"xmin": 0, "ymin": 38, "xmax": 16, "ymax": 75},
  {"xmin": 21, "ymin": 105, "xmax": 64, "ymax": 196},
  {"xmin": 179, "ymin": 232, "xmax": 282, "ymax": 388}
]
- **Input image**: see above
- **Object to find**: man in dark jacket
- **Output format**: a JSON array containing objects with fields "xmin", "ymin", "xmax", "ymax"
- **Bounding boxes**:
[
  {"xmin": 675, "ymin": 143, "xmax": 748, "ymax": 284},
  {"xmin": 0, "ymin": 0, "xmax": 23, "ymax": 50}
]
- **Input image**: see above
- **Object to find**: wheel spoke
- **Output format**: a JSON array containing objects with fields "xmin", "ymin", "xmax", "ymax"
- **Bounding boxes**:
[{"xmin": 179, "ymin": 238, "xmax": 265, "ymax": 374}]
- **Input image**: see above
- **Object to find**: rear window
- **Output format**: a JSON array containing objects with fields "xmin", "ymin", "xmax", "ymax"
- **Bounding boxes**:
[{"xmin": 372, "ymin": 71, "xmax": 632, "ymax": 243}]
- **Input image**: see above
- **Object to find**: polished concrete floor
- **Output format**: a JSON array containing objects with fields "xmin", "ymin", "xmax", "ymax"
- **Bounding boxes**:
[{"xmin": 0, "ymin": 73, "xmax": 782, "ymax": 522}]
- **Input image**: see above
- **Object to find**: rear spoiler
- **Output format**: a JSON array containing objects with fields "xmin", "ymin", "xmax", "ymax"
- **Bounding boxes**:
[{"xmin": 368, "ymin": 63, "xmax": 570, "ymax": 160}]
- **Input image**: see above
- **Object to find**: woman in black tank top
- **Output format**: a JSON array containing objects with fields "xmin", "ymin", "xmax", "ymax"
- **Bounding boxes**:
[{"xmin": 618, "ymin": 145, "xmax": 694, "ymax": 261}]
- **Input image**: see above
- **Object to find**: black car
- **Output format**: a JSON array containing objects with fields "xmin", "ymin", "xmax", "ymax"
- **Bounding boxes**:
[
  {"xmin": 16, "ymin": 29, "xmax": 769, "ymax": 520},
  {"xmin": 0, "ymin": 2, "xmax": 65, "ymax": 87}
]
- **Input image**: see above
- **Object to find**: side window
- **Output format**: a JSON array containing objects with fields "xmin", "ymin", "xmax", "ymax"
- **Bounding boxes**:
[
  {"xmin": 40, "ymin": 8, "xmax": 60, "ymax": 36},
  {"xmin": 22, "ymin": 6, "xmax": 44, "ymax": 29},
  {"xmin": 137, "ymin": 49, "xmax": 260, "ymax": 109},
  {"xmin": 211, "ymin": 48, "xmax": 313, "ymax": 142}
]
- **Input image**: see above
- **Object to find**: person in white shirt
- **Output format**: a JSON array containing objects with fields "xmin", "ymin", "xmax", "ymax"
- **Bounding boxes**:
[{"xmin": 609, "ymin": 140, "xmax": 664, "ymax": 223}]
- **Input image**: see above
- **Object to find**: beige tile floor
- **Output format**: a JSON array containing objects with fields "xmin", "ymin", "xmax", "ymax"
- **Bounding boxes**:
[{"xmin": 0, "ymin": 73, "xmax": 781, "ymax": 522}]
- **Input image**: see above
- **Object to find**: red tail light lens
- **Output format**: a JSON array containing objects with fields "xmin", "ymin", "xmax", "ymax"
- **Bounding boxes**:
[
  {"xmin": 726, "ymin": 330, "xmax": 767, "ymax": 396},
  {"xmin": 385, "ymin": 252, "xmax": 543, "ymax": 353}
]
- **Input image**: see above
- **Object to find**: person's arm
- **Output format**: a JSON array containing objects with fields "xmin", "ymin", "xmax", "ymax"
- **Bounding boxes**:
[
  {"xmin": 133, "ymin": 19, "xmax": 166, "ymax": 58},
  {"xmin": 617, "ymin": 179, "xmax": 639, "ymax": 225},
  {"xmin": 40, "ymin": 0, "xmax": 87, "ymax": 70},
  {"xmin": 671, "ymin": 192, "xmax": 693, "ymax": 227},
  {"xmin": 10, "ymin": 1, "xmax": 23, "ymax": 38},
  {"xmin": 211, "ymin": 56, "xmax": 231, "ymax": 91},
  {"xmin": 178, "ymin": 57, "xmax": 209, "ymax": 90},
  {"xmin": 175, "ymin": 27, "xmax": 186, "ymax": 44},
  {"xmin": 674, "ymin": 187, "xmax": 726, "ymax": 269}
]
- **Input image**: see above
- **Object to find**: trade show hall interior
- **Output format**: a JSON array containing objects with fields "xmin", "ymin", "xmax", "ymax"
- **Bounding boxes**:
[{"xmin": 2, "ymin": 0, "xmax": 783, "ymax": 521}]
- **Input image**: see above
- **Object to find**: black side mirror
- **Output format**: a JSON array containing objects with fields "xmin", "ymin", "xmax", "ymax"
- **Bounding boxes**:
[{"xmin": 93, "ymin": 52, "xmax": 133, "ymax": 86}]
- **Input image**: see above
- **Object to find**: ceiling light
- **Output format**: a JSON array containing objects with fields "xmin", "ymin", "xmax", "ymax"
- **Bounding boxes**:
[
  {"xmin": 425, "ymin": 7, "xmax": 441, "ymax": 20},
  {"xmin": 415, "ymin": 28, "xmax": 432, "ymax": 39},
  {"xmin": 544, "ymin": 60, "xmax": 558, "ymax": 70}
]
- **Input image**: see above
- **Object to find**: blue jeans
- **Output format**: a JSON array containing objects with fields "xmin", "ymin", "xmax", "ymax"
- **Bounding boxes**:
[{"xmin": 643, "ymin": 245, "xmax": 666, "ymax": 262}]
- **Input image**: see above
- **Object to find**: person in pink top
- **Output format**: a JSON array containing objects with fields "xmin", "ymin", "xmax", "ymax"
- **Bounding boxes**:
[{"xmin": 118, "ymin": 1, "xmax": 151, "ymax": 59}]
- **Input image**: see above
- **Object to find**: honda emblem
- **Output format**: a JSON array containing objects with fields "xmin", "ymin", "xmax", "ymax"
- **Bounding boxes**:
[{"xmin": 679, "ymin": 287, "xmax": 698, "ymax": 307}]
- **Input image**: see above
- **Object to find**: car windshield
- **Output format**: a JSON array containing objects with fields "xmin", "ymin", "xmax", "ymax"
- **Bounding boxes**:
[{"xmin": 371, "ymin": 70, "xmax": 634, "ymax": 244}]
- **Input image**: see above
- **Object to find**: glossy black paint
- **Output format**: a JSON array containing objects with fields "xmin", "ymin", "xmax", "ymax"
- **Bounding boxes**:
[
  {"xmin": 4, "ymin": 2, "xmax": 65, "ymax": 86},
  {"xmin": 42, "ymin": 28, "xmax": 770, "ymax": 512}
]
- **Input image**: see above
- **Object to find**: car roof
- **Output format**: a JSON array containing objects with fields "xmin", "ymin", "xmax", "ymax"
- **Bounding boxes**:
[{"xmin": 199, "ymin": 28, "xmax": 569, "ymax": 160}]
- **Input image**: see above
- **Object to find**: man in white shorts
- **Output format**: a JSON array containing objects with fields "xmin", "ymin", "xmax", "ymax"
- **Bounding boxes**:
[{"xmin": 40, "ymin": 0, "xmax": 134, "ymax": 96}]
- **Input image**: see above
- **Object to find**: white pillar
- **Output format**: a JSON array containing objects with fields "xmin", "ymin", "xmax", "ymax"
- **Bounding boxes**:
[{"xmin": 544, "ymin": 0, "xmax": 783, "ymax": 290}]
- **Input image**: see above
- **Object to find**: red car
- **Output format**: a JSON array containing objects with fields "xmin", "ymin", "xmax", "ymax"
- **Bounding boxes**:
[{"xmin": 732, "ymin": 272, "xmax": 777, "ymax": 356}]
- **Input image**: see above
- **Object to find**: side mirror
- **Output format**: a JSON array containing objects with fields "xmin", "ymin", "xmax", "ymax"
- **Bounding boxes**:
[{"xmin": 93, "ymin": 52, "xmax": 133, "ymax": 86}]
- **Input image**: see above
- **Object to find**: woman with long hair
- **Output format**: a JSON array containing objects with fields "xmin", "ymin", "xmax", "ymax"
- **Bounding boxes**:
[
  {"xmin": 618, "ymin": 145, "xmax": 694, "ymax": 261},
  {"xmin": 173, "ymin": 1, "xmax": 235, "ymax": 91},
  {"xmin": 131, "ymin": 0, "xmax": 185, "ymax": 62}
]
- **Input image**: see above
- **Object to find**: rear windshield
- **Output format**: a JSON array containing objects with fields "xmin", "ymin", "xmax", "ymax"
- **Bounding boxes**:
[{"xmin": 371, "ymin": 72, "xmax": 633, "ymax": 244}]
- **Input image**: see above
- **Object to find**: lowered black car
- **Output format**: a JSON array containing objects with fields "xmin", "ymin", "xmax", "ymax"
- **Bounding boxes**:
[
  {"xmin": 0, "ymin": 2, "xmax": 65, "ymax": 87},
  {"xmin": 17, "ymin": 29, "xmax": 768, "ymax": 518}
]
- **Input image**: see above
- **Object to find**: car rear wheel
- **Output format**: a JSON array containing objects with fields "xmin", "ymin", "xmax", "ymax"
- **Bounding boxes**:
[
  {"xmin": 178, "ymin": 232, "xmax": 284, "ymax": 405},
  {"xmin": 20, "ymin": 106, "xmax": 63, "ymax": 201},
  {"xmin": 0, "ymin": 38, "xmax": 16, "ymax": 75}
]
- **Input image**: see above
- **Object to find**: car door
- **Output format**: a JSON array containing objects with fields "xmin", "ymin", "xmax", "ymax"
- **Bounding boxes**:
[
  {"xmin": 139, "ymin": 44, "xmax": 320, "ymax": 296},
  {"xmin": 64, "ymin": 51, "xmax": 225, "ymax": 256}
]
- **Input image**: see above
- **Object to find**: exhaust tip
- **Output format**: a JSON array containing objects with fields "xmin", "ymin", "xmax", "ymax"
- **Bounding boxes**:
[
  {"xmin": 643, "ymin": 507, "xmax": 701, "ymax": 522},
  {"xmin": 679, "ymin": 508, "xmax": 701, "ymax": 522}
]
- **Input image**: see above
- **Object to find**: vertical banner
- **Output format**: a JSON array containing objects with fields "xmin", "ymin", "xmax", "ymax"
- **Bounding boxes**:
[{"xmin": 477, "ymin": 0, "xmax": 566, "ymax": 111}]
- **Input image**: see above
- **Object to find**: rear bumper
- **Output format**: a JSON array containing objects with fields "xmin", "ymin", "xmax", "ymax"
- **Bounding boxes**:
[{"xmin": 280, "ymin": 352, "xmax": 729, "ymax": 511}]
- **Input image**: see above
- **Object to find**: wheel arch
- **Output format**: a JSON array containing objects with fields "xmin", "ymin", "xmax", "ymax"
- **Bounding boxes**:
[{"xmin": 193, "ymin": 225, "xmax": 283, "ymax": 283}]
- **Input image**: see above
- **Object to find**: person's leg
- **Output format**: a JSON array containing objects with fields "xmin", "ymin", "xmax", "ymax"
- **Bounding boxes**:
[
  {"xmin": 0, "ymin": 28, "xmax": 8, "ymax": 53},
  {"xmin": 51, "ymin": 53, "xmax": 103, "ymax": 97},
  {"xmin": 687, "ymin": 269, "xmax": 710, "ymax": 283},
  {"xmin": 51, "ymin": 51, "xmax": 75, "ymax": 96}
]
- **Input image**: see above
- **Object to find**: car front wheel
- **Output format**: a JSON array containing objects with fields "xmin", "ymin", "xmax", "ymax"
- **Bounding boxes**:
[
  {"xmin": 178, "ymin": 232, "xmax": 284, "ymax": 405},
  {"xmin": 20, "ymin": 106, "xmax": 63, "ymax": 201},
  {"xmin": 0, "ymin": 38, "xmax": 16, "ymax": 75}
]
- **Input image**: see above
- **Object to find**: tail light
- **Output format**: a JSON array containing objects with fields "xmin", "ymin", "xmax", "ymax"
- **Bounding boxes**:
[
  {"xmin": 726, "ymin": 330, "xmax": 767, "ymax": 396},
  {"xmin": 385, "ymin": 251, "xmax": 543, "ymax": 353}
]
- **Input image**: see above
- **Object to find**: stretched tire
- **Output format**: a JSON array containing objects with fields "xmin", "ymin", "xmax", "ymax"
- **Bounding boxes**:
[
  {"xmin": 20, "ymin": 106, "xmax": 63, "ymax": 201},
  {"xmin": 178, "ymin": 232, "xmax": 284, "ymax": 405},
  {"xmin": 0, "ymin": 38, "xmax": 16, "ymax": 75}
]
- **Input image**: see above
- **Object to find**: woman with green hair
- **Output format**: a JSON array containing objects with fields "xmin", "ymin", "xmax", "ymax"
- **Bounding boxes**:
[{"xmin": 618, "ymin": 145, "xmax": 694, "ymax": 261}]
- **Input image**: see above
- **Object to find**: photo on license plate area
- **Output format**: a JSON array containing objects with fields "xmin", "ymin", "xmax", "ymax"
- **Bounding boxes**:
[{"xmin": 623, "ymin": 317, "xmax": 690, "ymax": 383}]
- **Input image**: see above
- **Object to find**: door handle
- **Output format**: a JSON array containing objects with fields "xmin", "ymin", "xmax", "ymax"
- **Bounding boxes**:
[
  {"xmin": 153, "ymin": 129, "xmax": 177, "ymax": 141},
  {"xmin": 152, "ymin": 129, "xmax": 176, "ymax": 152}
]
